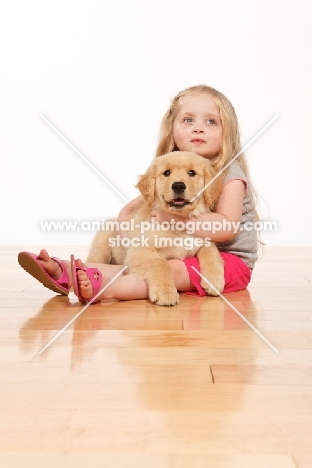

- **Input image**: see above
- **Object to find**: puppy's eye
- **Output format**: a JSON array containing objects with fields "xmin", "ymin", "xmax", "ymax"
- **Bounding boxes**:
[
  {"xmin": 163, "ymin": 170, "xmax": 171, "ymax": 177},
  {"xmin": 188, "ymin": 170, "xmax": 196, "ymax": 177}
]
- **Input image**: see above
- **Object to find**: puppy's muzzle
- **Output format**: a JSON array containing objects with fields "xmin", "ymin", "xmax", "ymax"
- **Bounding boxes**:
[{"xmin": 169, "ymin": 181, "xmax": 189, "ymax": 208}]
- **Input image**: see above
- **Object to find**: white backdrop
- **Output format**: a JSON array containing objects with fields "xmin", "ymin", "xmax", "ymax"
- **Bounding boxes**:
[{"xmin": 1, "ymin": 0, "xmax": 311, "ymax": 247}]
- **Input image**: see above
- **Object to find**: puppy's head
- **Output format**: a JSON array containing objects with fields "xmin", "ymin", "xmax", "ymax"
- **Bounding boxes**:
[{"xmin": 136, "ymin": 151, "xmax": 222, "ymax": 217}]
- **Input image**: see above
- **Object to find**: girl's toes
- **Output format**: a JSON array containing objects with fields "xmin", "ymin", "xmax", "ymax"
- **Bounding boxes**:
[
  {"xmin": 76, "ymin": 270, "xmax": 93, "ymax": 298},
  {"xmin": 76, "ymin": 258, "xmax": 85, "ymax": 268}
]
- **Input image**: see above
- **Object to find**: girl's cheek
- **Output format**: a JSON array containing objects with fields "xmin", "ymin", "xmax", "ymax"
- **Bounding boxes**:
[{"xmin": 175, "ymin": 128, "xmax": 185, "ymax": 139}]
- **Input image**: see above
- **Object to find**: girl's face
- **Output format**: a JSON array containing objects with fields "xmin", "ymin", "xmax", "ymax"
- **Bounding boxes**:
[{"xmin": 173, "ymin": 93, "xmax": 222, "ymax": 159}]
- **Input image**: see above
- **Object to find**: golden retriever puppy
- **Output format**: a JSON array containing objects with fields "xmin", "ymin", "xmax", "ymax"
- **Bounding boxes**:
[{"xmin": 87, "ymin": 151, "xmax": 224, "ymax": 306}]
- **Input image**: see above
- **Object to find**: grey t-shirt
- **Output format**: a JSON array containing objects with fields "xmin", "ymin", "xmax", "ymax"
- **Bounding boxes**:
[{"xmin": 216, "ymin": 162, "xmax": 258, "ymax": 269}]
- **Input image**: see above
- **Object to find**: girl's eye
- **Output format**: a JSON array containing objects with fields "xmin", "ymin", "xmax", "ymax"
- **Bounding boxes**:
[
  {"xmin": 183, "ymin": 117, "xmax": 193, "ymax": 123},
  {"xmin": 163, "ymin": 170, "xmax": 171, "ymax": 177},
  {"xmin": 188, "ymin": 170, "xmax": 196, "ymax": 177},
  {"xmin": 206, "ymin": 119, "xmax": 216, "ymax": 125}
]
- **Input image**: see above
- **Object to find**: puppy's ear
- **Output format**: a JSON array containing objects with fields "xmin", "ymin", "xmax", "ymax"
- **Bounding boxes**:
[
  {"xmin": 203, "ymin": 164, "xmax": 223, "ymax": 209},
  {"xmin": 135, "ymin": 162, "xmax": 156, "ymax": 206}
]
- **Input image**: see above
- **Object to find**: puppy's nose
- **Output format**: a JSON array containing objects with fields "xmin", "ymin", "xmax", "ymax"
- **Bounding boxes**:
[{"xmin": 172, "ymin": 181, "xmax": 186, "ymax": 194}]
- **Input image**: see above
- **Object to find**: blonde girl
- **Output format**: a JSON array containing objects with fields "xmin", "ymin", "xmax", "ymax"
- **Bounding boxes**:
[{"xmin": 18, "ymin": 85, "xmax": 258, "ymax": 302}]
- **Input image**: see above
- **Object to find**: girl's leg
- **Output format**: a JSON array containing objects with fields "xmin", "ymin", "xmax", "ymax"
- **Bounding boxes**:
[
  {"xmin": 25, "ymin": 249, "xmax": 196, "ymax": 302},
  {"xmin": 75, "ymin": 258, "xmax": 196, "ymax": 302},
  {"xmin": 27, "ymin": 249, "xmax": 128, "ymax": 291}
]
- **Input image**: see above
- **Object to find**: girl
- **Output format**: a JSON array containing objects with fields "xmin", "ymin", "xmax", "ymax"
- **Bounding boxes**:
[{"xmin": 18, "ymin": 85, "xmax": 258, "ymax": 303}]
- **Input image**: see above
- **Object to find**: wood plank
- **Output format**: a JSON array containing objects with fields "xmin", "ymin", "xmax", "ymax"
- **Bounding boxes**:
[
  {"xmin": 0, "ymin": 452, "xmax": 297, "ymax": 468},
  {"xmin": 225, "ymin": 289, "xmax": 312, "ymax": 301},
  {"xmin": 0, "ymin": 410, "xmax": 311, "ymax": 453},
  {"xmin": 211, "ymin": 365, "xmax": 312, "ymax": 385},
  {"xmin": 0, "ymin": 317, "xmax": 184, "ymax": 331},
  {"xmin": 244, "ymin": 301, "xmax": 312, "ymax": 312},
  {"xmin": 30, "ymin": 345, "xmax": 312, "ymax": 365},
  {"xmin": 183, "ymin": 319, "xmax": 312, "ymax": 331},
  {"xmin": 0, "ymin": 296, "xmax": 245, "ymax": 315},
  {"xmin": 2, "ymin": 326, "xmax": 312, "ymax": 349},
  {"xmin": 0, "ymin": 361, "xmax": 212, "ymax": 385},
  {"xmin": 22, "ymin": 329, "xmax": 310, "ymax": 349},
  {"xmin": 250, "ymin": 274, "xmax": 311, "ymax": 287},
  {"xmin": 292, "ymin": 454, "xmax": 312, "ymax": 468},
  {"xmin": 1, "ymin": 347, "xmax": 312, "ymax": 366},
  {"xmin": 1, "ymin": 381, "xmax": 312, "ymax": 412}
]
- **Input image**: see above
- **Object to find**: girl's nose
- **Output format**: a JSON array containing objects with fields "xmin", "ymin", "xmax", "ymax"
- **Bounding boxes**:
[
  {"xmin": 193, "ymin": 126, "xmax": 204, "ymax": 133},
  {"xmin": 192, "ymin": 121, "xmax": 204, "ymax": 133}
]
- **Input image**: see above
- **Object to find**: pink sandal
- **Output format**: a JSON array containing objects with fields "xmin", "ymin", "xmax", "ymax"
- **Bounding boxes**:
[
  {"xmin": 70, "ymin": 254, "xmax": 102, "ymax": 304},
  {"xmin": 18, "ymin": 251, "xmax": 70, "ymax": 295}
]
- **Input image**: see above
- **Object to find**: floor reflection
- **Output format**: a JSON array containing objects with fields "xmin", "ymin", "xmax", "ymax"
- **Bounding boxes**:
[{"xmin": 18, "ymin": 288, "xmax": 258, "ymax": 370}]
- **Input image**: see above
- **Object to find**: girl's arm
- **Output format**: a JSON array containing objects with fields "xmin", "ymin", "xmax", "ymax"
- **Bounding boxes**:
[
  {"xmin": 117, "ymin": 195, "xmax": 144, "ymax": 223},
  {"xmin": 151, "ymin": 179, "xmax": 245, "ymax": 242}
]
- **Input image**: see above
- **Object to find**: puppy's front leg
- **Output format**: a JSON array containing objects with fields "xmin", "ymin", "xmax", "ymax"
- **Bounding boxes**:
[
  {"xmin": 126, "ymin": 247, "xmax": 179, "ymax": 306},
  {"xmin": 196, "ymin": 245, "xmax": 225, "ymax": 296}
]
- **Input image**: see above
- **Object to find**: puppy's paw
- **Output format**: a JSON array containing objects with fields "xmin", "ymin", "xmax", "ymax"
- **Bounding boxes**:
[
  {"xmin": 149, "ymin": 287, "xmax": 179, "ymax": 306},
  {"xmin": 200, "ymin": 274, "xmax": 225, "ymax": 296}
]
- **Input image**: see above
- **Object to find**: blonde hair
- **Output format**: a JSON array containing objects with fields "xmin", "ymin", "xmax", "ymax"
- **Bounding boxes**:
[{"xmin": 156, "ymin": 84, "xmax": 259, "ymax": 212}]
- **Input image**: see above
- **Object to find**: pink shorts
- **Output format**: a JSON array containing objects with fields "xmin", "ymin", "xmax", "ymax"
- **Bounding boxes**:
[{"xmin": 183, "ymin": 252, "xmax": 252, "ymax": 296}]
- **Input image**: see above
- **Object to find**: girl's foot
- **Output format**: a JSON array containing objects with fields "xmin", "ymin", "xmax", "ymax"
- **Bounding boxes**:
[
  {"xmin": 18, "ymin": 249, "xmax": 71, "ymax": 295},
  {"xmin": 36, "ymin": 249, "xmax": 66, "ymax": 281},
  {"xmin": 76, "ymin": 259, "xmax": 95, "ymax": 300},
  {"xmin": 71, "ymin": 255, "xmax": 112, "ymax": 304},
  {"xmin": 72, "ymin": 256, "xmax": 124, "ymax": 303},
  {"xmin": 72, "ymin": 256, "xmax": 150, "ymax": 303}
]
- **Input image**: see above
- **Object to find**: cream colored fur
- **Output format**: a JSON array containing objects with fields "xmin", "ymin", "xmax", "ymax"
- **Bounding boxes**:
[{"xmin": 87, "ymin": 151, "xmax": 224, "ymax": 306}]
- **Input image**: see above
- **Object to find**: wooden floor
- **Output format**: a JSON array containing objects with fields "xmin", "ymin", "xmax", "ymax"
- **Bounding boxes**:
[{"xmin": 0, "ymin": 245, "xmax": 311, "ymax": 468}]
